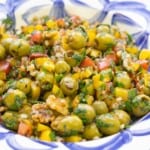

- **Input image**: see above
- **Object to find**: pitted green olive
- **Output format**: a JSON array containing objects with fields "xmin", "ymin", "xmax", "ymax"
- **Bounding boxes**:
[
  {"xmin": 95, "ymin": 32, "xmax": 116, "ymax": 51},
  {"xmin": 67, "ymin": 31, "xmax": 87, "ymax": 50},
  {"xmin": 60, "ymin": 76, "xmax": 78, "ymax": 96},
  {"xmin": 74, "ymin": 104, "xmax": 96, "ymax": 124},
  {"xmin": 1, "ymin": 111, "xmax": 19, "ymax": 130},
  {"xmin": 131, "ymin": 94, "xmax": 150, "ymax": 117},
  {"xmin": 16, "ymin": 78, "xmax": 32, "ymax": 94},
  {"xmin": 111, "ymin": 110, "xmax": 131, "ymax": 127},
  {"xmin": 64, "ymin": 51, "xmax": 78, "ymax": 67},
  {"xmin": 55, "ymin": 60, "xmax": 70, "ymax": 74},
  {"xmin": 92, "ymin": 101, "xmax": 109, "ymax": 115},
  {"xmin": 9, "ymin": 39, "xmax": 30, "ymax": 57},
  {"xmin": 36, "ymin": 71, "xmax": 54, "ymax": 91},
  {"xmin": 51, "ymin": 115, "xmax": 84, "ymax": 136},
  {"xmin": 3, "ymin": 89, "xmax": 27, "ymax": 111},
  {"xmin": 96, "ymin": 113, "xmax": 121, "ymax": 135},
  {"xmin": 114, "ymin": 71, "xmax": 131, "ymax": 89},
  {"xmin": 1, "ymin": 38, "xmax": 14, "ymax": 52},
  {"xmin": 0, "ymin": 44, "xmax": 6, "ymax": 59},
  {"xmin": 83, "ymin": 123, "xmax": 102, "ymax": 140},
  {"xmin": 97, "ymin": 25, "xmax": 110, "ymax": 33}
]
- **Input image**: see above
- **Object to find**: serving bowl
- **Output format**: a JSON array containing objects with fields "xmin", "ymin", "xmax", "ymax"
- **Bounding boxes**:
[{"xmin": 0, "ymin": 0, "xmax": 150, "ymax": 149}]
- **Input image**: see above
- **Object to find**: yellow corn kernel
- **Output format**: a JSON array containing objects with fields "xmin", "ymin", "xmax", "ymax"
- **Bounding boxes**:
[
  {"xmin": 46, "ymin": 20, "xmax": 57, "ymax": 29},
  {"xmin": 86, "ymin": 95, "xmax": 94, "ymax": 105},
  {"xmin": 114, "ymin": 87, "xmax": 128, "ymax": 101},
  {"xmin": 61, "ymin": 36, "xmax": 70, "ymax": 50},
  {"xmin": 114, "ymin": 31, "xmax": 121, "ymax": 39},
  {"xmin": 82, "ymin": 21, "xmax": 89, "ymax": 28},
  {"xmin": 93, "ymin": 74, "xmax": 104, "ymax": 89},
  {"xmin": 144, "ymin": 73, "xmax": 150, "ymax": 87},
  {"xmin": 80, "ymin": 68, "xmax": 93, "ymax": 79},
  {"xmin": 34, "ymin": 57, "xmax": 49, "ymax": 69},
  {"xmin": 131, "ymin": 62, "xmax": 140, "ymax": 72},
  {"xmin": 52, "ymin": 84, "xmax": 59, "ymax": 94},
  {"xmin": 65, "ymin": 135, "xmax": 82, "ymax": 142},
  {"xmin": 37, "ymin": 123, "xmax": 50, "ymax": 132},
  {"xmin": 72, "ymin": 96, "xmax": 80, "ymax": 108},
  {"xmin": 126, "ymin": 46, "xmax": 139, "ymax": 54},
  {"xmin": 72, "ymin": 72, "xmax": 80, "ymax": 80},
  {"xmin": 87, "ymin": 28, "xmax": 96, "ymax": 46},
  {"xmin": 39, "ymin": 129, "xmax": 52, "ymax": 142},
  {"xmin": 139, "ymin": 49, "xmax": 150, "ymax": 60},
  {"xmin": 23, "ymin": 25, "xmax": 34, "ymax": 34},
  {"xmin": 52, "ymin": 84, "xmax": 64, "ymax": 97},
  {"xmin": 89, "ymin": 49, "xmax": 101, "ymax": 58},
  {"xmin": 34, "ymin": 24, "xmax": 44, "ymax": 31},
  {"xmin": 0, "ymin": 71, "xmax": 6, "ymax": 80},
  {"xmin": 31, "ymin": 82, "xmax": 41, "ymax": 99},
  {"xmin": 0, "ymin": 26, "xmax": 9, "ymax": 40}
]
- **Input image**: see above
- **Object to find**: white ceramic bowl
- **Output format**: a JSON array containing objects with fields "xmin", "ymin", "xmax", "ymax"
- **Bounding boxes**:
[{"xmin": 0, "ymin": 0, "xmax": 150, "ymax": 149}]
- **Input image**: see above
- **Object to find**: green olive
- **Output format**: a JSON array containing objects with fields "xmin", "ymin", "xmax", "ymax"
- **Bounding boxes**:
[
  {"xmin": 96, "ymin": 113, "xmax": 121, "ymax": 135},
  {"xmin": 83, "ymin": 123, "xmax": 102, "ymax": 140},
  {"xmin": 67, "ymin": 31, "xmax": 87, "ymax": 50},
  {"xmin": 114, "ymin": 71, "xmax": 131, "ymax": 89},
  {"xmin": 16, "ymin": 78, "xmax": 32, "ymax": 94},
  {"xmin": 55, "ymin": 60, "xmax": 70, "ymax": 74},
  {"xmin": 92, "ymin": 101, "xmax": 109, "ymax": 115},
  {"xmin": 51, "ymin": 115, "xmax": 84, "ymax": 136},
  {"xmin": 0, "ymin": 80, "xmax": 6, "ymax": 94},
  {"xmin": 95, "ymin": 32, "xmax": 116, "ymax": 51},
  {"xmin": 1, "ymin": 111, "xmax": 19, "ymax": 130},
  {"xmin": 1, "ymin": 38, "xmax": 14, "ymax": 52},
  {"xmin": 131, "ymin": 94, "xmax": 150, "ymax": 117},
  {"xmin": 36, "ymin": 71, "xmax": 54, "ymax": 91},
  {"xmin": 143, "ymin": 86, "xmax": 150, "ymax": 96},
  {"xmin": 111, "ymin": 110, "xmax": 131, "ymax": 127},
  {"xmin": 97, "ymin": 25, "xmax": 110, "ymax": 33},
  {"xmin": 3, "ymin": 89, "xmax": 27, "ymax": 111},
  {"xmin": 60, "ymin": 76, "xmax": 78, "ymax": 96},
  {"xmin": 74, "ymin": 104, "xmax": 96, "ymax": 124},
  {"xmin": 9, "ymin": 39, "xmax": 30, "ymax": 57},
  {"xmin": 0, "ymin": 44, "xmax": 6, "ymax": 59},
  {"xmin": 64, "ymin": 51, "xmax": 78, "ymax": 67}
]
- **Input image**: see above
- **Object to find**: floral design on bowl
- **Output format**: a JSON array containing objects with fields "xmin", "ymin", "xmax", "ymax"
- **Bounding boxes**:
[{"xmin": 0, "ymin": 0, "xmax": 150, "ymax": 150}]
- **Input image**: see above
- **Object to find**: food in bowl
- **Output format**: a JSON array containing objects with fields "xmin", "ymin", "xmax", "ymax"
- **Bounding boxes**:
[{"xmin": 0, "ymin": 15, "xmax": 150, "ymax": 142}]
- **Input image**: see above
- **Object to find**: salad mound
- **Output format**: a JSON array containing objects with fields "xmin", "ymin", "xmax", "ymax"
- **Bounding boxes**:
[{"xmin": 0, "ymin": 16, "xmax": 150, "ymax": 142}]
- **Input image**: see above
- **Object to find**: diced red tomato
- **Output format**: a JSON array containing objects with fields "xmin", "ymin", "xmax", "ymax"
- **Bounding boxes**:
[
  {"xmin": 70, "ymin": 15, "xmax": 81, "ymax": 25},
  {"xmin": 80, "ymin": 56, "xmax": 95, "ymax": 68},
  {"xmin": 137, "ymin": 60, "xmax": 149, "ymax": 70},
  {"xmin": 30, "ymin": 31, "xmax": 43, "ymax": 44},
  {"xmin": 0, "ymin": 61, "xmax": 11, "ymax": 74},
  {"xmin": 56, "ymin": 18, "xmax": 65, "ymax": 28},
  {"xmin": 105, "ymin": 53, "xmax": 118, "ymax": 63},
  {"xmin": 97, "ymin": 58, "xmax": 110, "ymax": 71},
  {"xmin": 18, "ymin": 121, "xmax": 32, "ymax": 137},
  {"xmin": 29, "ymin": 53, "xmax": 48, "ymax": 60}
]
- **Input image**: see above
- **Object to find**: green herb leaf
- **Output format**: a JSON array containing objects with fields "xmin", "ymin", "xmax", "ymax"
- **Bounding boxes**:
[
  {"xmin": 127, "ymin": 33, "xmax": 133, "ymax": 45},
  {"xmin": 96, "ymin": 119, "xmax": 112, "ymax": 128},
  {"xmin": 50, "ymin": 131, "xmax": 56, "ymax": 141},
  {"xmin": 2, "ymin": 16, "xmax": 13, "ymax": 29},
  {"xmin": 30, "ymin": 45, "xmax": 44, "ymax": 53},
  {"xmin": 128, "ymin": 88, "xmax": 137, "ymax": 100}
]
